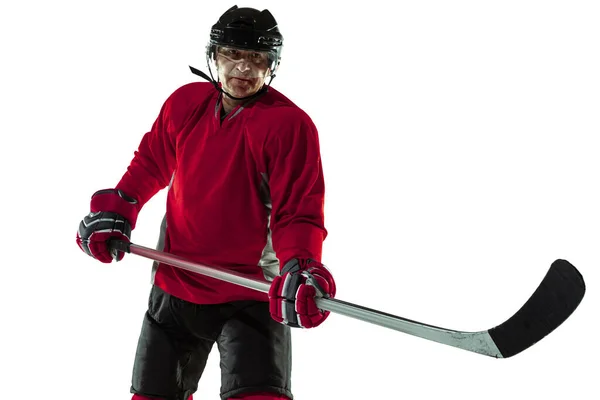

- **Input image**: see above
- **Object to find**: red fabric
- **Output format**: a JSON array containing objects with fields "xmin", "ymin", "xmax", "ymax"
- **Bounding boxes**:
[
  {"xmin": 131, "ymin": 395, "xmax": 193, "ymax": 400},
  {"xmin": 269, "ymin": 259, "xmax": 336, "ymax": 328},
  {"xmin": 115, "ymin": 82, "xmax": 327, "ymax": 305}
]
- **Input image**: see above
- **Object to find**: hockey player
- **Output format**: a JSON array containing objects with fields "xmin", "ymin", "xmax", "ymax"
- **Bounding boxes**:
[{"xmin": 76, "ymin": 5, "xmax": 336, "ymax": 400}]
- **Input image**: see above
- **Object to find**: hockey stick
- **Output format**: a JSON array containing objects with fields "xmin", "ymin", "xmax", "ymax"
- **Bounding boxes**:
[{"xmin": 109, "ymin": 240, "xmax": 585, "ymax": 359}]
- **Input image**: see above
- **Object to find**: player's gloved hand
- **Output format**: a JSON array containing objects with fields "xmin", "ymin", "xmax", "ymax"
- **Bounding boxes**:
[
  {"xmin": 269, "ymin": 258, "xmax": 336, "ymax": 328},
  {"xmin": 76, "ymin": 188, "xmax": 139, "ymax": 263}
]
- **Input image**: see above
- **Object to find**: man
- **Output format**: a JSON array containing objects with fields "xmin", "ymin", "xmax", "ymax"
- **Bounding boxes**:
[{"xmin": 76, "ymin": 5, "xmax": 336, "ymax": 400}]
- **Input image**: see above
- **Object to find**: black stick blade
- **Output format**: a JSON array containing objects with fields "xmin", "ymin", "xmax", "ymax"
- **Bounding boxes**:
[{"xmin": 488, "ymin": 259, "xmax": 585, "ymax": 358}]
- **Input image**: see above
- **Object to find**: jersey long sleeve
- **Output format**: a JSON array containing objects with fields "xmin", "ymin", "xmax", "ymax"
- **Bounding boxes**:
[
  {"xmin": 115, "ymin": 93, "xmax": 179, "ymax": 208},
  {"xmin": 264, "ymin": 108, "xmax": 328, "ymax": 268}
]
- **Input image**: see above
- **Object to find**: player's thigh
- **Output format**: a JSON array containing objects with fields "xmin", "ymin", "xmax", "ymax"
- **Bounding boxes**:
[
  {"xmin": 217, "ymin": 301, "xmax": 293, "ymax": 400},
  {"xmin": 131, "ymin": 285, "xmax": 215, "ymax": 400}
]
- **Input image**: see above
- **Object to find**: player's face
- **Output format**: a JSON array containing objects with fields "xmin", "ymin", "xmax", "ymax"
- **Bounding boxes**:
[{"xmin": 215, "ymin": 46, "xmax": 271, "ymax": 98}]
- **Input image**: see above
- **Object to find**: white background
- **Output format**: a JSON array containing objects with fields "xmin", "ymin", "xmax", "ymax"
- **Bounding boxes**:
[{"xmin": 1, "ymin": 1, "xmax": 598, "ymax": 399}]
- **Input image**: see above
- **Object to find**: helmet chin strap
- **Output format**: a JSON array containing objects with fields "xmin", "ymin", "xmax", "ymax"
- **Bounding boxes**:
[{"xmin": 188, "ymin": 56, "xmax": 275, "ymax": 102}]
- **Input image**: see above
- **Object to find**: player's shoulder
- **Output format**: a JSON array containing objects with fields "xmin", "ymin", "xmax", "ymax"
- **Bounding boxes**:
[
  {"xmin": 166, "ymin": 81, "xmax": 216, "ymax": 107},
  {"xmin": 160, "ymin": 81, "xmax": 216, "ymax": 125},
  {"xmin": 251, "ymin": 87, "xmax": 321, "ymax": 148},
  {"xmin": 256, "ymin": 86, "xmax": 316, "ymax": 129}
]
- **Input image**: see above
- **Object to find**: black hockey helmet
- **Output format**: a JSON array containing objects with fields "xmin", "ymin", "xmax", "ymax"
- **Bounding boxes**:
[
  {"xmin": 207, "ymin": 5, "xmax": 283, "ymax": 74},
  {"xmin": 189, "ymin": 5, "xmax": 284, "ymax": 101}
]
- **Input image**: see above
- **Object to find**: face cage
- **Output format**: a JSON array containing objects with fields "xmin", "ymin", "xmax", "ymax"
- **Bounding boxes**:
[{"xmin": 205, "ymin": 43, "xmax": 281, "ymax": 84}]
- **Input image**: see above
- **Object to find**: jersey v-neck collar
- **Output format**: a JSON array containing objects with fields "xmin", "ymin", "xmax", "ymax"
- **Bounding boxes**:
[
  {"xmin": 212, "ymin": 88, "xmax": 270, "ymax": 127},
  {"xmin": 214, "ymin": 95, "xmax": 246, "ymax": 127}
]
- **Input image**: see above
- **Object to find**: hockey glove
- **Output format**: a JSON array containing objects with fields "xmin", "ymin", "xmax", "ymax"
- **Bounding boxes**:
[
  {"xmin": 76, "ymin": 189, "xmax": 139, "ymax": 263},
  {"xmin": 269, "ymin": 258, "xmax": 336, "ymax": 328}
]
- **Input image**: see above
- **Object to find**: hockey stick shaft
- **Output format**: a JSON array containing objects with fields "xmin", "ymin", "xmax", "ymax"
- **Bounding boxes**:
[
  {"xmin": 109, "ymin": 240, "xmax": 585, "ymax": 359},
  {"xmin": 109, "ymin": 240, "xmax": 502, "ymax": 356}
]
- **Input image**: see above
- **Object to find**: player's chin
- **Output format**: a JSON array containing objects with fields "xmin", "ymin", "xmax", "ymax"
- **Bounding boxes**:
[{"xmin": 227, "ymin": 78, "xmax": 261, "ymax": 96}]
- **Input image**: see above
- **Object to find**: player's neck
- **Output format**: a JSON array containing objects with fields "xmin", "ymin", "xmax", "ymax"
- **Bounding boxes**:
[{"xmin": 221, "ymin": 97, "xmax": 242, "ymax": 114}]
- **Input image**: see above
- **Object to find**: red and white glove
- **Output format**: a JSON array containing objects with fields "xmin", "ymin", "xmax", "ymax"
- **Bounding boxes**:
[
  {"xmin": 76, "ymin": 189, "xmax": 139, "ymax": 263},
  {"xmin": 269, "ymin": 258, "xmax": 336, "ymax": 328}
]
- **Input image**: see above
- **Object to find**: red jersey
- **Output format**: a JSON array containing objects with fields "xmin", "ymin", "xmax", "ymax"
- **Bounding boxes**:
[{"xmin": 115, "ymin": 82, "xmax": 327, "ymax": 305}]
